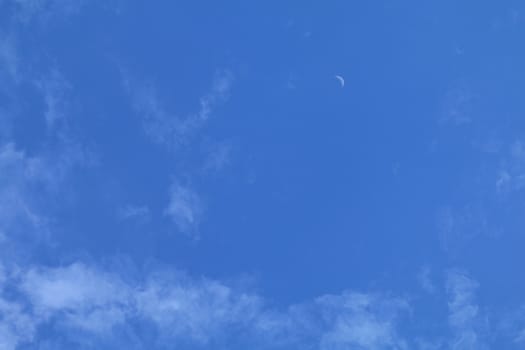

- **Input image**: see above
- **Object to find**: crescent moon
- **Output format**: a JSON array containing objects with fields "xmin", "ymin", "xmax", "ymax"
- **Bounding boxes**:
[{"xmin": 335, "ymin": 75, "xmax": 345, "ymax": 87}]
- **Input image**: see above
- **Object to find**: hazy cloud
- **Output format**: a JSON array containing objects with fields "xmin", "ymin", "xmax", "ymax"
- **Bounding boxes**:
[
  {"xmin": 164, "ymin": 182, "xmax": 203, "ymax": 237},
  {"xmin": 0, "ymin": 35, "xmax": 19, "ymax": 84},
  {"xmin": 418, "ymin": 266, "xmax": 436, "ymax": 294},
  {"xmin": 35, "ymin": 68, "xmax": 71, "ymax": 129},
  {"xmin": 440, "ymin": 82, "xmax": 477, "ymax": 126},
  {"xmin": 124, "ymin": 70, "xmax": 234, "ymax": 151},
  {"xmin": 8, "ymin": 0, "xmax": 87, "ymax": 23},
  {"xmin": 446, "ymin": 270, "xmax": 488, "ymax": 349},
  {"xmin": 202, "ymin": 140, "xmax": 232, "ymax": 174},
  {"xmin": 117, "ymin": 204, "xmax": 150, "ymax": 222}
]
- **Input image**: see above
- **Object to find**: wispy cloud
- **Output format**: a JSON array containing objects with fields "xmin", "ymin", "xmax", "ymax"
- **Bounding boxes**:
[
  {"xmin": 122, "ymin": 70, "xmax": 234, "ymax": 238},
  {"xmin": 202, "ymin": 140, "xmax": 232, "ymax": 174},
  {"xmin": 164, "ymin": 181, "xmax": 203, "ymax": 237},
  {"xmin": 446, "ymin": 270, "xmax": 488, "ymax": 349},
  {"xmin": 315, "ymin": 293, "xmax": 409, "ymax": 350},
  {"xmin": 418, "ymin": 266, "xmax": 436, "ymax": 294},
  {"xmin": 124, "ymin": 70, "xmax": 234, "ymax": 151},
  {"xmin": 35, "ymin": 68, "xmax": 71, "ymax": 129},
  {"xmin": 0, "ymin": 143, "xmax": 48, "ymax": 237},
  {"xmin": 0, "ymin": 35, "xmax": 19, "ymax": 84},
  {"xmin": 436, "ymin": 205, "xmax": 498, "ymax": 254},
  {"xmin": 0, "ymin": 137, "xmax": 94, "ymax": 251},
  {"xmin": 440, "ymin": 81, "xmax": 476, "ymax": 126},
  {"xmin": 0, "ymin": 26, "xmax": 95, "ymax": 248},
  {"xmin": 117, "ymin": 204, "xmax": 150, "ymax": 222},
  {"xmin": 7, "ymin": 0, "xmax": 87, "ymax": 23},
  {"xmin": 495, "ymin": 140, "xmax": 525, "ymax": 195}
]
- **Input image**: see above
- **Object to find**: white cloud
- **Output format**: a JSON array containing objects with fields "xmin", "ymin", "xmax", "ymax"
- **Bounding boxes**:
[
  {"xmin": 9, "ymin": 261, "xmax": 525, "ymax": 349},
  {"xmin": 117, "ymin": 204, "xmax": 150, "ymax": 222},
  {"xmin": 496, "ymin": 170, "xmax": 512, "ymax": 193},
  {"xmin": 440, "ymin": 82, "xmax": 476, "ymax": 126},
  {"xmin": 0, "ymin": 298, "xmax": 36, "ymax": 350},
  {"xmin": 0, "ymin": 143, "xmax": 45, "ymax": 233},
  {"xmin": 122, "ymin": 70, "xmax": 233, "ymax": 239},
  {"xmin": 0, "ymin": 35, "xmax": 19, "ymax": 84},
  {"xmin": 0, "ymin": 261, "xmax": 416, "ymax": 349},
  {"xmin": 0, "ymin": 140, "xmax": 94, "ymax": 248},
  {"xmin": 9, "ymin": 0, "xmax": 87, "ymax": 23},
  {"xmin": 0, "ymin": 19, "xmax": 89, "ymax": 245},
  {"xmin": 35, "ymin": 68, "xmax": 71, "ymax": 129},
  {"xmin": 436, "ymin": 206, "xmax": 496, "ymax": 254},
  {"xmin": 164, "ymin": 182, "xmax": 203, "ymax": 237},
  {"xmin": 495, "ymin": 140, "xmax": 525, "ymax": 194},
  {"xmin": 125, "ymin": 70, "xmax": 234, "ymax": 151},
  {"xmin": 202, "ymin": 141, "xmax": 232, "ymax": 174},
  {"xmin": 0, "ymin": 264, "xmax": 37, "ymax": 350},
  {"xmin": 21, "ymin": 263, "xmax": 131, "ymax": 334},
  {"xmin": 15, "ymin": 262, "xmax": 263, "ymax": 345},
  {"xmin": 316, "ymin": 292, "xmax": 409, "ymax": 350},
  {"xmin": 135, "ymin": 275, "xmax": 262, "ymax": 344},
  {"xmin": 446, "ymin": 270, "xmax": 488, "ymax": 350},
  {"xmin": 418, "ymin": 266, "xmax": 436, "ymax": 294},
  {"xmin": 22, "ymin": 263, "xmax": 127, "ymax": 312}
]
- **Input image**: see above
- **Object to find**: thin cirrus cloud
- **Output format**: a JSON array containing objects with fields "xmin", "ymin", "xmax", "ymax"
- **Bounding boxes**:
[
  {"xmin": 0, "ymin": 12, "xmax": 95, "ymax": 248},
  {"xmin": 6, "ymin": 0, "xmax": 90, "ymax": 24},
  {"xmin": 35, "ymin": 68, "xmax": 72, "ymax": 129},
  {"xmin": 123, "ymin": 70, "xmax": 234, "ymax": 151},
  {"xmin": 117, "ymin": 204, "xmax": 150, "ymax": 222},
  {"xmin": 0, "ymin": 141, "xmax": 93, "ymax": 247},
  {"xmin": 164, "ymin": 181, "xmax": 203, "ymax": 237},
  {"xmin": 123, "ymin": 70, "xmax": 233, "ymax": 237},
  {"xmin": 496, "ymin": 140, "xmax": 525, "ymax": 194},
  {"xmin": 0, "ymin": 143, "xmax": 51, "ymax": 236},
  {"xmin": 0, "ymin": 35, "xmax": 19, "ymax": 84},
  {"xmin": 439, "ymin": 81, "xmax": 476, "ymax": 126},
  {"xmin": 446, "ymin": 270, "xmax": 489, "ymax": 349}
]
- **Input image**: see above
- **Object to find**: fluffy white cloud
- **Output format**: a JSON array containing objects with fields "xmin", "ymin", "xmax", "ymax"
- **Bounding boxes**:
[{"xmin": 0, "ymin": 261, "xmax": 413, "ymax": 349}]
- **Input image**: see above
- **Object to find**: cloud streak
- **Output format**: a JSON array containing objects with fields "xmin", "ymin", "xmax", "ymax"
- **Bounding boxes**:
[{"xmin": 125, "ymin": 70, "xmax": 234, "ymax": 151}]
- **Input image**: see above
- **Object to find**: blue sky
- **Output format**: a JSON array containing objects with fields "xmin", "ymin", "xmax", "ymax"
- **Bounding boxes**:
[{"xmin": 1, "ymin": 1, "xmax": 525, "ymax": 349}]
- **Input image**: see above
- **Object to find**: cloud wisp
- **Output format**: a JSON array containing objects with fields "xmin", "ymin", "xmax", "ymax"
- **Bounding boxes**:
[
  {"xmin": 446, "ymin": 270, "xmax": 489, "ymax": 350},
  {"xmin": 124, "ymin": 70, "xmax": 234, "ymax": 152},
  {"xmin": 164, "ymin": 181, "xmax": 203, "ymax": 237}
]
